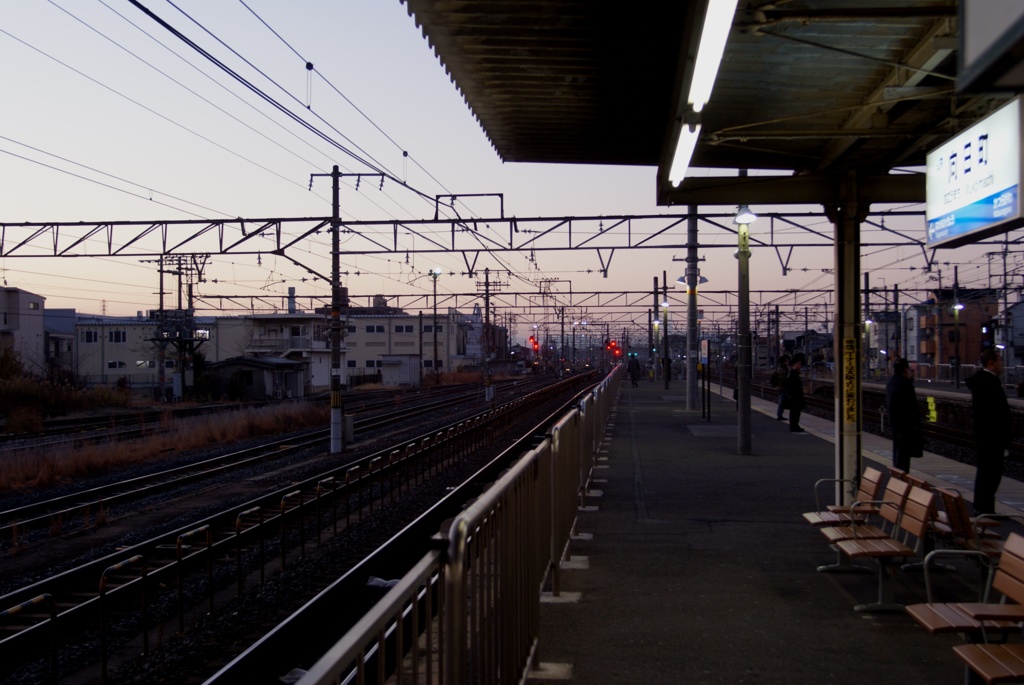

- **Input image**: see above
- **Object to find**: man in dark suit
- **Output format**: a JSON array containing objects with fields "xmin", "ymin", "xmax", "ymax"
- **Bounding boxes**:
[
  {"xmin": 967, "ymin": 349, "xmax": 1011, "ymax": 515},
  {"xmin": 787, "ymin": 353, "xmax": 807, "ymax": 433},
  {"xmin": 885, "ymin": 359, "xmax": 922, "ymax": 471}
]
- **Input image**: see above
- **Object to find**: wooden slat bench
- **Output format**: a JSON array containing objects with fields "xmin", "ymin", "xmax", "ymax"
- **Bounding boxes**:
[
  {"xmin": 904, "ymin": 497, "xmax": 1024, "ymax": 660},
  {"xmin": 818, "ymin": 476, "xmax": 911, "ymax": 546},
  {"xmin": 953, "ymin": 644, "xmax": 1024, "ymax": 683},
  {"xmin": 948, "ymin": 533, "xmax": 1024, "ymax": 682},
  {"xmin": 802, "ymin": 466, "xmax": 884, "ymax": 527},
  {"xmin": 833, "ymin": 484, "xmax": 936, "ymax": 611},
  {"xmin": 813, "ymin": 475, "xmax": 912, "ymax": 574}
]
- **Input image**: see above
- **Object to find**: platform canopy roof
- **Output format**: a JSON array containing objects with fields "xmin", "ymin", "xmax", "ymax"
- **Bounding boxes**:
[{"xmin": 401, "ymin": 0, "xmax": 1012, "ymax": 207}]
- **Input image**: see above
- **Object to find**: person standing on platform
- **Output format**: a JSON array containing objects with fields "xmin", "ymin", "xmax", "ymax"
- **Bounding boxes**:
[
  {"xmin": 967, "ymin": 349, "xmax": 1011, "ymax": 515},
  {"xmin": 627, "ymin": 353, "xmax": 641, "ymax": 388},
  {"xmin": 885, "ymin": 358, "xmax": 923, "ymax": 471},
  {"xmin": 787, "ymin": 353, "xmax": 807, "ymax": 433},
  {"xmin": 772, "ymin": 355, "xmax": 790, "ymax": 421}
]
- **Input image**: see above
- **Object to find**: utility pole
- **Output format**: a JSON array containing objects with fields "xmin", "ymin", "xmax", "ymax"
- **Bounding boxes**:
[
  {"xmin": 329, "ymin": 166, "xmax": 344, "ymax": 453},
  {"xmin": 158, "ymin": 255, "xmax": 166, "ymax": 402},
  {"xmin": 863, "ymin": 272, "xmax": 870, "ymax": 379},
  {"xmin": 935, "ymin": 268, "xmax": 943, "ymax": 381},
  {"xmin": 559, "ymin": 307, "xmax": 566, "ymax": 378},
  {"xmin": 774, "ymin": 305, "xmax": 780, "ymax": 364},
  {"xmin": 685, "ymin": 206, "xmax": 700, "ymax": 409},
  {"xmin": 893, "ymin": 285, "xmax": 901, "ymax": 360},
  {"xmin": 652, "ymin": 278, "xmax": 660, "ymax": 382},
  {"xmin": 954, "ymin": 265, "xmax": 961, "ymax": 389},
  {"xmin": 1003, "ymin": 246, "xmax": 1013, "ymax": 383},
  {"xmin": 648, "ymin": 308, "xmax": 653, "ymax": 380},
  {"xmin": 482, "ymin": 268, "xmax": 494, "ymax": 401},
  {"xmin": 662, "ymin": 270, "xmax": 670, "ymax": 390},
  {"xmin": 307, "ymin": 165, "xmax": 350, "ymax": 453}
]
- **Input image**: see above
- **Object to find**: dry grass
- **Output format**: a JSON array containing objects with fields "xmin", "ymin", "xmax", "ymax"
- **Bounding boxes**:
[{"xmin": 0, "ymin": 402, "xmax": 330, "ymax": 492}]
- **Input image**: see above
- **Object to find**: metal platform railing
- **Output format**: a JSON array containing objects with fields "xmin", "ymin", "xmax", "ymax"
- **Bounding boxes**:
[{"xmin": 297, "ymin": 367, "xmax": 622, "ymax": 685}]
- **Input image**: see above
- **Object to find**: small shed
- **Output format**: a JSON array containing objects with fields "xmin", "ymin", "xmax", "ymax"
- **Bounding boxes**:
[
  {"xmin": 208, "ymin": 356, "xmax": 306, "ymax": 400},
  {"xmin": 380, "ymin": 354, "xmax": 422, "ymax": 386}
]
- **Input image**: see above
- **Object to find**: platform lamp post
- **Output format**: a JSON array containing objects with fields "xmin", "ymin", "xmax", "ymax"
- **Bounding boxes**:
[
  {"xmin": 572, "ymin": 319, "xmax": 578, "ymax": 371},
  {"xmin": 678, "ymin": 272, "xmax": 708, "ymax": 410},
  {"xmin": 663, "ymin": 296, "xmax": 671, "ymax": 387},
  {"xmin": 663, "ymin": 270, "xmax": 671, "ymax": 389},
  {"xmin": 734, "ymin": 204, "xmax": 757, "ymax": 455},
  {"xmin": 863, "ymin": 317, "xmax": 873, "ymax": 380},
  {"xmin": 430, "ymin": 268, "xmax": 442, "ymax": 385}
]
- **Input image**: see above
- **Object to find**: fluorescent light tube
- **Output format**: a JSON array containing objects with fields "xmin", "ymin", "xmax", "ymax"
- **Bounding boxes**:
[
  {"xmin": 669, "ymin": 123, "xmax": 701, "ymax": 186},
  {"xmin": 688, "ymin": 0, "xmax": 738, "ymax": 112}
]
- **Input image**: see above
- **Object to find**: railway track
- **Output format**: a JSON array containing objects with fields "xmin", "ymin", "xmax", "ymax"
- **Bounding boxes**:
[
  {"xmin": 0, "ymin": 373, "xmax": 589, "ymax": 684},
  {"xmin": 0, "ymin": 391, "xmax": 486, "ymax": 551},
  {"xmin": 741, "ymin": 375, "xmax": 1024, "ymax": 461},
  {"xmin": 0, "ymin": 384, "xmax": 486, "ymax": 456}
]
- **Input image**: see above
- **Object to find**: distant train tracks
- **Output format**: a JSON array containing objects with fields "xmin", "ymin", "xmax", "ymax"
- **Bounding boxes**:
[
  {"xmin": 748, "ymin": 375, "xmax": 1024, "ymax": 461},
  {"xmin": 0, "ymin": 379, "xmax": 551, "ymax": 553},
  {"xmin": 0, "ymin": 384, "xmax": 486, "ymax": 456},
  {"xmin": 0, "ymin": 373, "xmax": 590, "ymax": 684}
]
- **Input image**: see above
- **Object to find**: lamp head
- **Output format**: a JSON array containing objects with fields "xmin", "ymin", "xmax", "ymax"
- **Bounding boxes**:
[{"xmin": 733, "ymin": 205, "xmax": 757, "ymax": 225}]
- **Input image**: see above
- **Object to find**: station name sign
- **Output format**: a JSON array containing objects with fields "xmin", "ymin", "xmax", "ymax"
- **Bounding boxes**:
[{"xmin": 926, "ymin": 95, "xmax": 1024, "ymax": 248}]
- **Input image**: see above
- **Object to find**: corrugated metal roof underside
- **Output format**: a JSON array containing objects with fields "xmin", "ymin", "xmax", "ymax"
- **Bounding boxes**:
[{"xmin": 402, "ymin": 0, "xmax": 1010, "ymax": 187}]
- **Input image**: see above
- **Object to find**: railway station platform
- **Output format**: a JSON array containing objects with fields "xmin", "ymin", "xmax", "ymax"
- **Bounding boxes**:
[{"xmin": 532, "ymin": 381, "xmax": 1024, "ymax": 685}]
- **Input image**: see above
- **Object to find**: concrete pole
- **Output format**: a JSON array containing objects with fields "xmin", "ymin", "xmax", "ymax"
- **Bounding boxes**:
[
  {"xmin": 830, "ymin": 173, "xmax": 865, "ymax": 506},
  {"xmin": 329, "ymin": 166, "xmax": 343, "ymax": 454},
  {"xmin": 954, "ymin": 266, "xmax": 961, "ymax": 389},
  {"xmin": 432, "ymin": 270, "xmax": 440, "ymax": 384},
  {"xmin": 652, "ymin": 278, "xmax": 660, "ymax": 381},
  {"xmin": 662, "ymin": 271, "xmax": 670, "ymax": 390},
  {"xmin": 737, "ymin": 218, "xmax": 751, "ymax": 455},
  {"xmin": 686, "ymin": 206, "xmax": 699, "ymax": 410}
]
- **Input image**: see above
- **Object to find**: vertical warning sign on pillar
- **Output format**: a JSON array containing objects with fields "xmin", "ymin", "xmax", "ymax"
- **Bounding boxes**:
[{"xmin": 842, "ymin": 338, "xmax": 858, "ymax": 424}]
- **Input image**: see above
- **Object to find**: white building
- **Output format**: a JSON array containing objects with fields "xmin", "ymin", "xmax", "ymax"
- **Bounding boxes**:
[
  {"xmin": 70, "ymin": 304, "xmax": 493, "ymax": 393},
  {"xmin": 0, "ymin": 287, "xmax": 46, "ymax": 375}
]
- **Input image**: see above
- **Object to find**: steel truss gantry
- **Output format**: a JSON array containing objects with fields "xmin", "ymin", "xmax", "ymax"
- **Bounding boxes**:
[{"xmin": 0, "ymin": 209, "xmax": 947, "ymax": 283}]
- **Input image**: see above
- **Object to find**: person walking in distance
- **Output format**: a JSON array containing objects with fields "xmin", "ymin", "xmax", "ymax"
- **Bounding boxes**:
[
  {"xmin": 967, "ymin": 349, "xmax": 1012, "ymax": 515},
  {"xmin": 787, "ymin": 353, "xmax": 807, "ymax": 433},
  {"xmin": 772, "ymin": 355, "xmax": 790, "ymax": 421},
  {"xmin": 886, "ymin": 359, "xmax": 923, "ymax": 471},
  {"xmin": 627, "ymin": 353, "xmax": 642, "ymax": 388}
]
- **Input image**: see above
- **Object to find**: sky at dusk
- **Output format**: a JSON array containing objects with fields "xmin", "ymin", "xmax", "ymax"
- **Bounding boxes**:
[{"xmin": 1, "ymin": 1, "xmax": 1018, "ymax": 341}]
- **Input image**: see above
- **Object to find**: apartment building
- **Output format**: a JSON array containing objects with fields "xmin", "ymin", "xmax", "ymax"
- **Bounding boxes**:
[
  {"xmin": 69, "ymin": 303, "xmax": 491, "ymax": 393},
  {"xmin": 0, "ymin": 287, "xmax": 46, "ymax": 375}
]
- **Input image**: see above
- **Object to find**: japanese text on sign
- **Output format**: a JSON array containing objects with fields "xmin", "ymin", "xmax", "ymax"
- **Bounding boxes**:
[{"xmin": 842, "ymin": 339, "xmax": 857, "ymax": 423}]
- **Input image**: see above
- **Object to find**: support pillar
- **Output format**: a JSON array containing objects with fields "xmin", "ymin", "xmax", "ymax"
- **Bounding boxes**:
[{"xmin": 828, "ymin": 172, "xmax": 868, "ymax": 505}]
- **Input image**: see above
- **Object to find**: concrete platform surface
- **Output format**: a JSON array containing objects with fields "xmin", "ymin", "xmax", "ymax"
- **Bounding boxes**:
[{"xmin": 533, "ymin": 381, "xmax": 1022, "ymax": 685}]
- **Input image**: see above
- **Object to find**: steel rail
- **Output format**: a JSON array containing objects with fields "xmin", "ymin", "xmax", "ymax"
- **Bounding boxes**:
[{"xmin": 0, "ymin": 374, "xmax": 592, "ymax": 682}]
